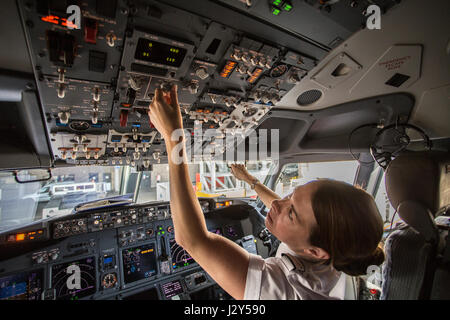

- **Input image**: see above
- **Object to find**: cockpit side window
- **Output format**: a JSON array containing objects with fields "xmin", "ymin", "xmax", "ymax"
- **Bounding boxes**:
[{"xmin": 274, "ymin": 160, "xmax": 360, "ymax": 199}]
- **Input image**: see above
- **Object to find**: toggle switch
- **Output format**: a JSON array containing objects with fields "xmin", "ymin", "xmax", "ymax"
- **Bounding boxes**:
[
  {"xmin": 57, "ymin": 83, "xmax": 66, "ymax": 98},
  {"xmin": 58, "ymin": 112, "xmax": 70, "ymax": 124},
  {"xmin": 92, "ymin": 88, "xmax": 100, "ymax": 102},
  {"xmin": 106, "ymin": 32, "xmax": 117, "ymax": 47}
]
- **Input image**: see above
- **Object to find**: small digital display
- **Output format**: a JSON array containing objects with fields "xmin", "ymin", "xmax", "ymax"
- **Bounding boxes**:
[
  {"xmin": 170, "ymin": 238, "xmax": 195, "ymax": 270},
  {"xmin": 122, "ymin": 243, "xmax": 157, "ymax": 284},
  {"xmin": 104, "ymin": 257, "xmax": 113, "ymax": 264},
  {"xmin": 135, "ymin": 38, "xmax": 187, "ymax": 68},
  {"xmin": 51, "ymin": 257, "xmax": 96, "ymax": 300},
  {"xmin": 0, "ymin": 269, "xmax": 43, "ymax": 300},
  {"xmin": 161, "ymin": 280, "xmax": 184, "ymax": 299}
]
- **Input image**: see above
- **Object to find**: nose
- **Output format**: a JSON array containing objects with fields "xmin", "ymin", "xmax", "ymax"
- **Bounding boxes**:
[
  {"xmin": 271, "ymin": 200, "xmax": 280, "ymax": 213},
  {"xmin": 272, "ymin": 196, "xmax": 290, "ymax": 214},
  {"xmin": 271, "ymin": 199, "xmax": 284, "ymax": 216}
]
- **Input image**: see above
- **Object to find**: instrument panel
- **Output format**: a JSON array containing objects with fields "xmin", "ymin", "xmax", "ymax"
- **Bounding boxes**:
[
  {"xmin": 15, "ymin": 0, "xmax": 381, "ymax": 167},
  {"xmin": 0, "ymin": 199, "xmax": 259, "ymax": 300}
]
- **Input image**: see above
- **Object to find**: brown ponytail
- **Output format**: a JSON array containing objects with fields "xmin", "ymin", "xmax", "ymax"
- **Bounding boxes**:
[
  {"xmin": 310, "ymin": 179, "xmax": 385, "ymax": 276},
  {"xmin": 334, "ymin": 245, "xmax": 385, "ymax": 276}
]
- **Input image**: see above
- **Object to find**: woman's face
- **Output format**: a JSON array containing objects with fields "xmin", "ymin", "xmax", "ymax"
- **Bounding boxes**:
[{"xmin": 265, "ymin": 181, "xmax": 321, "ymax": 254}]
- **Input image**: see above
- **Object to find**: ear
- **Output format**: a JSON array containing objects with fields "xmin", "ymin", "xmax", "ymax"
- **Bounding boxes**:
[{"xmin": 302, "ymin": 246, "xmax": 330, "ymax": 261}]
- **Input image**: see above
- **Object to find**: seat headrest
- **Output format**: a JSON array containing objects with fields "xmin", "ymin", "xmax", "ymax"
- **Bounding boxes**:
[
  {"xmin": 385, "ymin": 151, "xmax": 450, "ymax": 214},
  {"xmin": 397, "ymin": 201, "xmax": 438, "ymax": 243}
]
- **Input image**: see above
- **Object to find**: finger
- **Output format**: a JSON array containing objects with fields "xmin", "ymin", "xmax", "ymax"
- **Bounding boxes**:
[
  {"xmin": 155, "ymin": 87, "xmax": 165, "ymax": 104},
  {"xmin": 170, "ymin": 84, "xmax": 179, "ymax": 107},
  {"xmin": 163, "ymin": 91, "xmax": 172, "ymax": 105}
]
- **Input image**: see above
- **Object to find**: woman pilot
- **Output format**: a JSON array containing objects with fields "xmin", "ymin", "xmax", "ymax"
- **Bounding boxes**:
[{"xmin": 147, "ymin": 85, "xmax": 384, "ymax": 300}]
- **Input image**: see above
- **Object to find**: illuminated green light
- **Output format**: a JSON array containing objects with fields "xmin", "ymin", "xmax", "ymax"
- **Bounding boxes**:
[
  {"xmin": 271, "ymin": 0, "xmax": 283, "ymax": 6},
  {"xmin": 282, "ymin": 3, "xmax": 293, "ymax": 11},
  {"xmin": 162, "ymin": 231, "xmax": 165, "ymax": 234},
  {"xmin": 271, "ymin": 7, "xmax": 281, "ymax": 15}
]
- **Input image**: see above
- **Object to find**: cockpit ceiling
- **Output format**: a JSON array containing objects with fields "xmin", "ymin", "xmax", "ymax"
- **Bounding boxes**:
[
  {"xmin": 278, "ymin": 0, "xmax": 450, "ymax": 139},
  {"xmin": 0, "ymin": 0, "xmax": 447, "ymax": 171}
]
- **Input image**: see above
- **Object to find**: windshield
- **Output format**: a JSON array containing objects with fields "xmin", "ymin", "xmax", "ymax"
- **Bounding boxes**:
[
  {"xmin": 0, "ymin": 166, "xmax": 127, "ymax": 232},
  {"xmin": 136, "ymin": 161, "xmax": 276, "ymax": 203},
  {"xmin": 274, "ymin": 160, "xmax": 360, "ymax": 198},
  {"xmin": 0, "ymin": 161, "xmax": 277, "ymax": 232}
]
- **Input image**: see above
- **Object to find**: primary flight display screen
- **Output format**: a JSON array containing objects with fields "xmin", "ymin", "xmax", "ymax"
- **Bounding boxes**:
[
  {"xmin": 0, "ymin": 269, "xmax": 43, "ymax": 300},
  {"xmin": 51, "ymin": 257, "xmax": 96, "ymax": 300},
  {"xmin": 135, "ymin": 38, "xmax": 187, "ymax": 68},
  {"xmin": 170, "ymin": 238, "xmax": 195, "ymax": 270},
  {"xmin": 122, "ymin": 243, "xmax": 157, "ymax": 284}
]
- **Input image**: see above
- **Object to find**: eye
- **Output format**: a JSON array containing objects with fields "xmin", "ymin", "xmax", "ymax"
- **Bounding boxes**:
[{"xmin": 288, "ymin": 206, "xmax": 294, "ymax": 220}]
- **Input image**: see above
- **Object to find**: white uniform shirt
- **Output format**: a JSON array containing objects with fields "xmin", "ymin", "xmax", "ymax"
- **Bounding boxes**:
[{"xmin": 244, "ymin": 243, "xmax": 346, "ymax": 300}]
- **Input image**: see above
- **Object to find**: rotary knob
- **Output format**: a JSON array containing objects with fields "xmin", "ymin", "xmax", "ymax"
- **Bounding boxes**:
[
  {"xmin": 35, "ymin": 255, "xmax": 44, "ymax": 264},
  {"xmin": 187, "ymin": 82, "xmax": 199, "ymax": 94},
  {"xmin": 195, "ymin": 66, "xmax": 209, "ymax": 80}
]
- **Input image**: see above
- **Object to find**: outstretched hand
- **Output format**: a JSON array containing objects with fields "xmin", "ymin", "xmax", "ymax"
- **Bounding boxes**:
[
  {"xmin": 230, "ymin": 164, "xmax": 254, "ymax": 184},
  {"xmin": 148, "ymin": 85, "xmax": 183, "ymax": 142}
]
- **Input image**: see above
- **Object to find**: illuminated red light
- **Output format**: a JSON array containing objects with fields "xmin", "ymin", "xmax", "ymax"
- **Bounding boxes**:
[
  {"xmin": 41, "ymin": 15, "xmax": 79, "ymax": 29},
  {"xmin": 369, "ymin": 289, "xmax": 378, "ymax": 295},
  {"xmin": 41, "ymin": 15, "xmax": 59, "ymax": 25}
]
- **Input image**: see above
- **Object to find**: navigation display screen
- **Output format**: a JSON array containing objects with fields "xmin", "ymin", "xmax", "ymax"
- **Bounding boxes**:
[
  {"xmin": 51, "ymin": 257, "xmax": 96, "ymax": 300},
  {"xmin": 170, "ymin": 238, "xmax": 195, "ymax": 270},
  {"xmin": 122, "ymin": 243, "xmax": 157, "ymax": 284},
  {"xmin": 135, "ymin": 38, "xmax": 187, "ymax": 68},
  {"xmin": 0, "ymin": 269, "xmax": 43, "ymax": 300},
  {"xmin": 161, "ymin": 280, "xmax": 184, "ymax": 299}
]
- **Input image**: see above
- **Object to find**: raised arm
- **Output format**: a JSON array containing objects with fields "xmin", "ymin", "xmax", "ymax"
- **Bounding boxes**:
[
  {"xmin": 231, "ymin": 164, "xmax": 281, "ymax": 208},
  {"xmin": 148, "ymin": 85, "xmax": 250, "ymax": 300}
]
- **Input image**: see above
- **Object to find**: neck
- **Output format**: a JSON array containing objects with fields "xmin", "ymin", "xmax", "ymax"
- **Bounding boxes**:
[{"xmin": 286, "ymin": 244, "xmax": 328, "ymax": 264}]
